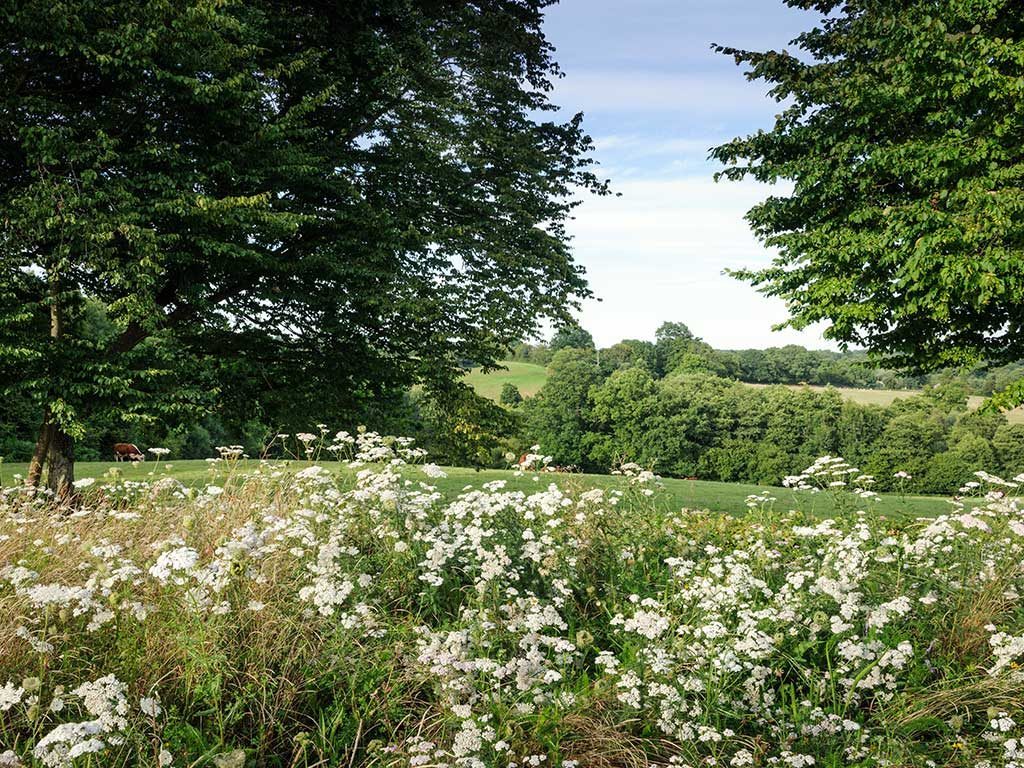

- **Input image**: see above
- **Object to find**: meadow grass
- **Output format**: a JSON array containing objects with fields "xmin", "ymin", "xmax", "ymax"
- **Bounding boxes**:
[
  {"xmin": 2, "ymin": 431, "xmax": 1023, "ymax": 767},
  {"xmin": 0, "ymin": 458, "xmax": 953, "ymax": 519},
  {"xmin": 461, "ymin": 360, "xmax": 549, "ymax": 400}
]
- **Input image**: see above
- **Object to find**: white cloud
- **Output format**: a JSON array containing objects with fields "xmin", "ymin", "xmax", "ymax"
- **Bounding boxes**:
[
  {"xmin": 590, "ymin": 135, "xmax": 722, "ymax": 178},
  {"xmin": 535, "ymin": 1, "xmax": 831, "ymax": 351},
  {"xmin": 566, "ymin": 176, "xmax": 836, "ymax": 349}
]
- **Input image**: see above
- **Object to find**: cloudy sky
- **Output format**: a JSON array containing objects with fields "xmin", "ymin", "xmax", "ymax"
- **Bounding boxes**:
[{"xmin": 541, "ymin": 0, "xmax": 834, "ymax": 350}]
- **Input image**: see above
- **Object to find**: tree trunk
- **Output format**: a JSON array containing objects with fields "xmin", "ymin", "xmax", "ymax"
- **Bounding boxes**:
[
  {"xmin": 26, "ymin": 410, "xmax": 53, "ymax": 488},
  {"xmin": 45, "ymin": 425, "xmax": 75, "ymax": 502},
  {"xmin": 34, "ymin": 269, "xmax": 76, "ymax": 502}
]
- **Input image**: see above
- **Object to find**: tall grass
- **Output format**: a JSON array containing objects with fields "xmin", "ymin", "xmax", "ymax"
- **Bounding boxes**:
[{"xmin": 2, "ymin": 432, "xmax": 1023, "ymax": 767}]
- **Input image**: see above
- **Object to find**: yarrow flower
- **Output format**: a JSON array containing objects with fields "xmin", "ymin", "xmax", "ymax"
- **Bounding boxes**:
[
  {"xmin": 421, "ymin": 463, "xmax": 447, "ymax": 479},
  {"xmin": 5, "ymin": 440, "xmax": 1024, "ymax": 767}
]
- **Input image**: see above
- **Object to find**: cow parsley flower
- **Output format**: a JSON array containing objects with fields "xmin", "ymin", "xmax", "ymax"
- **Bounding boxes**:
[
  {"xmin": 149, "ymin": 547, "xmax": 200, "ymax": 584},
  {"xmin": 0, "ymin": 681, "xmax": 24, "ymax": 711},
  {"xmin": 140, "ymin": 695, "xmax": 162, "ymax": 718}
]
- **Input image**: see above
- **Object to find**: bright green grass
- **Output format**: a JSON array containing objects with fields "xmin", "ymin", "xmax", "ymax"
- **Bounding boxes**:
[
  {"xmin": 462, "ymin": 360, "xmax": 548, "ymax": 401},
  {"xmin": 0, "ymin": 458, "xmax": 952, "ymax": 519}
]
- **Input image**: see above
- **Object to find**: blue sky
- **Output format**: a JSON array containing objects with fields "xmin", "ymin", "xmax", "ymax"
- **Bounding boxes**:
[{"xmin": 541, "ymin": 0, "xmax": 834, "ymax": 349}]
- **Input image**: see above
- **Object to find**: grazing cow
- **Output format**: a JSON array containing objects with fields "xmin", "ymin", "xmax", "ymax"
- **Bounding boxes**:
[{"xmin": 113, "ymin": 442, "xmax": 145, "ymax": 462}]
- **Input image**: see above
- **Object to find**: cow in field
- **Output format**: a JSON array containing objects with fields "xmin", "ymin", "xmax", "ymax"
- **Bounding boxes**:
[{"xmin": 113, "ymin": 443, "xmax": 145, "ymax": 462}]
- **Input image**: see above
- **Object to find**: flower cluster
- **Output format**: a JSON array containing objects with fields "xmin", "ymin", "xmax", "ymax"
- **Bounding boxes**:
[{"xmin": 2, "ymin": 437, "xmax": 1024, "ymax": 767}]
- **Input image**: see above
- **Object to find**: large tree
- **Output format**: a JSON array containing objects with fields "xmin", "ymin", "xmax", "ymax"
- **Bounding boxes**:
[
  {"xmin": 1, "ymin": 0, "xmax": 605, "ymax": 497},
  {"xmin": 713, "ymin": 1, "xmax": 1024, "ymax": 377}
]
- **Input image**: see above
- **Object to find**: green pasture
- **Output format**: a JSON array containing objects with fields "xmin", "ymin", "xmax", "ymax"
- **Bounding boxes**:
[
  {"xmin": 462, "ymin": 360, "xmax": 549, "ymax": 400},
  {"xmin": 0, "ymin": 458, "xmax": 953, "ymax": 519}
]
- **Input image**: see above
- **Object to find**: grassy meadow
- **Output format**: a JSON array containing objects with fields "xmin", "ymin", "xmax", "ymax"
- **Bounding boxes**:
[
  {"xmin": 2, "ymin": 431, "xmax": 1023, "ymax": 767},
  {"xmin": 462, "ymin": 360, "xmax": 549, "ymax": 400},
  {"xmin": 0, "ymin": 456, "xmax": 953, "ymax": 519}
]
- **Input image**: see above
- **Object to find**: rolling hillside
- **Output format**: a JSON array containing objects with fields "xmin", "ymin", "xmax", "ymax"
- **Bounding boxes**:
[
  {"xmin": 462, "ymin": 360, "xmax": 548, "ymax": 400},
  {"xmin": 467, "ymin": 361, "xmax": 1024, "ymax": 422},
  {"xmin": 747, "ymin": 382, "xmax": 1024, "ymax": 423}
]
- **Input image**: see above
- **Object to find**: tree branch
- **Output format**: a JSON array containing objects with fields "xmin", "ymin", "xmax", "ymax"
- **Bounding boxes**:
[{"xmin": 110, "ymin": 283, "xmax": 246, "ymax": 355}]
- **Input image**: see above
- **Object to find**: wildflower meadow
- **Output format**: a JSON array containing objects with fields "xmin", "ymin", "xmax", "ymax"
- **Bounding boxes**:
[{"xmin": 2, "ymin": 431, "xmax": 1024, "ymax": 767}]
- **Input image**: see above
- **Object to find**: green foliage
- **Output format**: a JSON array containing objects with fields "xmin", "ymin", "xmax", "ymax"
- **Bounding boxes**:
[
  {"xmin": 415, "ymin": 385, "xmax": 518, "ymax": 468},
  {"xmin": 714, "ymin": 1, "xmax": 1024, "ymax": 374},
  {"xmin": 865, "ymin": 413, "xmax": 948, "ymax": 486},
  {"xmin": 598, "ymin": 339, "xmax": 658, "ymax": 374},
  {"xmin": 523, "ymin": 363, "xmax": 1022, "ymax": 494},
  {"xmin": 732, "ymin": 346, "xmax": 887, "ymax": 388},
  {"xmin": 499, "ymin": 382, "xmax": 523, "ymax": 406},
  {"xmin": 510, "ymin": 342, "xmax": 554, "ymax": 367},
  {"xmin": 550, "ymin": 323, "xmax": 595, "ymax": 352},
  {"xmin": 500, "ymin": 326, "xmax": 1024, "ymax": 407},
  {"xmin": 522, "ymin": 348, "xmax": 603, "ymax": 467},
  {"xmin": 1, "ymin": 0, "xmax": 605, "ymax": 472},
  {"xmin": 993, "ymin": 423, "xmax": 1024, "ymax": 477},
  {"xmin": 585, "ymin": 366, "xmax": 659, "ymax": 468}
]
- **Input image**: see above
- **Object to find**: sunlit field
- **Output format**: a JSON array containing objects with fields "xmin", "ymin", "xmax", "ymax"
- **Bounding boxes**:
[
  {"xmin": 3, "ymin": 433, "xmax": 1024, "ymax": 767},
  {"xmin": 462, "ymin": 361, "xmax": 549, "ymax": 401},
  {"xmin": 0, "ymin": 458, "xmax": 953, "ymax": 519}
]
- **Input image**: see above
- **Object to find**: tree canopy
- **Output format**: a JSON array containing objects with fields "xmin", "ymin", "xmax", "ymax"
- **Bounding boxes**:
[
  {"xmin": 713, "ymin": 1, "xmax": 1024, "ymax": 374},
  {"xmin": 0, "ymin": 0, "xmax": 606, "ymax": 495},
  {"xmin": 523, "ymin": 358, "xmax": 1023, "ymax": 493},
  {"xmin": 550, "ymin": 323, "xmax": 596, "ymax": 352}
]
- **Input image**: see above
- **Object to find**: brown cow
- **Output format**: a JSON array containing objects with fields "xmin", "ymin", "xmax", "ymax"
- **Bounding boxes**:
[{"xmin": 113, "ymin": 443, "xmax": 145, "ymax": 462}]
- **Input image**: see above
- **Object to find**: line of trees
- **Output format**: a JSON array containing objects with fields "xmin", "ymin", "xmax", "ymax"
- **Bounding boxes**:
[
  {"xmin": 510, "ymin": 321, "xmax": 1024, "ymax": 394},
  {"xmin": 519, "ymin": 346, "xmax": 1024, "ymax": 495}
]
